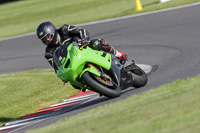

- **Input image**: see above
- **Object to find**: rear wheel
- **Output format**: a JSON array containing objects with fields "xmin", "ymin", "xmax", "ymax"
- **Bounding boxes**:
[
  {"xmin": 81, "ymin": 72, "xmax": 121, "ymax": 98},
  {"xmin": 127, "ymin": 64, "xmax": 148, "ymax": 88}
]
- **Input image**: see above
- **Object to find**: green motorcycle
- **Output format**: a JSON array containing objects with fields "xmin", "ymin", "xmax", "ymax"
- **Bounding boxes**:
[{"xmin": 53, "ymin": 41, "xmax": 148, "ymax": 98}]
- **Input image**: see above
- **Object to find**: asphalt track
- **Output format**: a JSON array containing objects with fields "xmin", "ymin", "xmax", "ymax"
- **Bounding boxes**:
[{"xmin": 1, "ymin": 3, "xmax": 200, "ymax": 133}]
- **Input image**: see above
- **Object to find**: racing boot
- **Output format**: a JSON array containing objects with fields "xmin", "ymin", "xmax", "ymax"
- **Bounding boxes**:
[
  {"xmin": 114, "ymin": 50, "xmax": 128, "ymax": 62},
  {"xmin": 118, "ymin": 52, "xmax": 128, "ymax": 61}
]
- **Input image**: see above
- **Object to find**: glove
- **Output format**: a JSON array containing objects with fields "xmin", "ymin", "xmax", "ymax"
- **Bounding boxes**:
[{"xmin": 81, "ymin": 37, "xmax": 90, "ymax": 45}]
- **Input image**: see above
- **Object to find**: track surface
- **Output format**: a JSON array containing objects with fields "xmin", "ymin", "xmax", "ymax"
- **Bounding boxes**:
[{"xmin": 0, "ymin": 3, "xmax": 200, "ymax": 132}]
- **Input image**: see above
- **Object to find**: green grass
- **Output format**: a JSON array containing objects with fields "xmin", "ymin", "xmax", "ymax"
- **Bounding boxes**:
[
  {"xmin": 0, "ymin": 69, "xmax": 79, "ymax": 126},
  {"xmin": 27, "ymin": 75, "xmax": 200, "ymax": 133},
  {"xmin": 0, "ymin": 0, "xmax": 199, "ymax": 38}
]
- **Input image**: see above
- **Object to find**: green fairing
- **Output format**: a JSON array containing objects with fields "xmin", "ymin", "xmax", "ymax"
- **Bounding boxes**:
[{"xmin": 56, "ymin": 42, "xmax": 111, "ymax": 88}]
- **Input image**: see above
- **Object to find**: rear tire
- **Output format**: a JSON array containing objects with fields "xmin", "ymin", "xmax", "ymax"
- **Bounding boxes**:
[
  {"xmin": 130, "ymin": 64, "xmax": 148, "ymax": 88},
  {"xmin": 81, "ymin": 72, "xmax": 121, "ymax": 98}
]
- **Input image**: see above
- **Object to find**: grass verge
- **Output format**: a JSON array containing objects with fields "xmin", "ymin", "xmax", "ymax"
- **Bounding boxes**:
[
  {"xmin": 27, "ymin": 75, "xmax": 200, "ymax": 133},
  {"xmin": 0, "ymin": 69, "xmax": 79, "ymax": 126},
  {"xmin": 0, "ymin": 0, "xmax": 199, "ymax": 38}
]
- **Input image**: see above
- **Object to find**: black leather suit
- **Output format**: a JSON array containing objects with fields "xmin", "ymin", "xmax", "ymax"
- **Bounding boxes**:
[{"xmin": 44, "ymin": 24, "xmax": 116, "ymax": 71}]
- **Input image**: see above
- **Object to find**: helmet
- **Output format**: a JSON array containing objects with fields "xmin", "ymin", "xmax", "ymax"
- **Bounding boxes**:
[{"xmin": 36, "ymin": 21, "xmax": 60, "ymax": 47}]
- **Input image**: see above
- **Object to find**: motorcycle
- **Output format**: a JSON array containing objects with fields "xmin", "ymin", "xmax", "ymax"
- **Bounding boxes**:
[{"xmin": 53, "ymin": 41, "xmax": 148, "ymax": 98}]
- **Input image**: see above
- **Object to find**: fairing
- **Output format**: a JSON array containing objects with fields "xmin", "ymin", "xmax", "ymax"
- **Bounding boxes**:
[{"xmin": 54, "ymin": 42, "xmax": 112, "ymax": 88}]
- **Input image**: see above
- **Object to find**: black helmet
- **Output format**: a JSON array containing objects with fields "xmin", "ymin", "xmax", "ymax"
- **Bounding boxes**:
[{"xmin": 36, "ymin": 21, "xmax": 60, "ymax": 47}]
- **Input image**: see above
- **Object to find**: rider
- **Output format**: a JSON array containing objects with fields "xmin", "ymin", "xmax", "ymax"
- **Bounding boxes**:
[{"xmin": 36, "ymin": 21, "xmax": 127, "ymax": 72}]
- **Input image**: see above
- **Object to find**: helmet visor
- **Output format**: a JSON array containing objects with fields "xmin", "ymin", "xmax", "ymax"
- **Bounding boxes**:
[
  {"xmin": 40, "ymin": 33, "xmax": 54, "ymax": 45},
  {"xmin": 40, "ymin": 27, "xmax": 55, "ymax": 45}
]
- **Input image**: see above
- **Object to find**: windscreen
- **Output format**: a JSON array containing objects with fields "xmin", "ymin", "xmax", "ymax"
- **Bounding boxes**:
[{"xmin": 53, "ymin": 43, "xmax": 70, "ymax": 68}]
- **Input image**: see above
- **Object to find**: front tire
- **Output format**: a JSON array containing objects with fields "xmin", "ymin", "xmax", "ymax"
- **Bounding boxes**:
[{"xmin": 81, "ymin": 72, "xmax": 121, "ymax": 98}]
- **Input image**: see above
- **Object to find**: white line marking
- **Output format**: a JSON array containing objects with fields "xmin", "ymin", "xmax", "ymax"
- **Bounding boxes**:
[
  {"xmin": 7, "ymin": 118, "xmax": 48, "ymax": 133},
  {"xmin": 0, "ymin": 32, "xmax": 35, "ymax": 42},
  {"xmin": 0, "ymin": 121, "xmax": 31, "ymax": 130},
  {"xmin": 4, "ymin": 95, "xmax": 100, "ymax": 131},
  {"xmin": 50, "ymin": 93, "xmax": 99, "ymax": 107},
  {"xmin": 0, "ymin": 2, "xmax": 199, "ymax": 42},
  {"xmin": 5, "ymin": 115, "xmax": 48, "ymax": 126},
  {"xmin": 77, "ymin": 2, "xmax": 200, "ymax": 26}
]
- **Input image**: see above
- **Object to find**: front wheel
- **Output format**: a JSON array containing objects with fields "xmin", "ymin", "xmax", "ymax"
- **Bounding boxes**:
[{"xmin": 81, "ymin": 72, "xmax": 121, "ymax": 98}]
